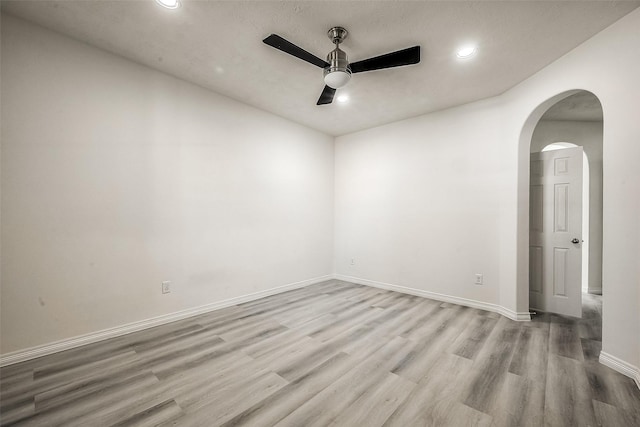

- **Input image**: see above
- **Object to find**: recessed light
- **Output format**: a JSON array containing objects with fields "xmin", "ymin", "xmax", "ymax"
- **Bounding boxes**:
[
  {"xmin": 155, "ymin": 0, "xmax": 180, "ymax": 10},
  {"xmin": 456, "ymin": 46, "xmax": 477, "ymax": 59},
  {"xmin": 336, "ymin": 94, "xmax": 349, "ymax": 103}
]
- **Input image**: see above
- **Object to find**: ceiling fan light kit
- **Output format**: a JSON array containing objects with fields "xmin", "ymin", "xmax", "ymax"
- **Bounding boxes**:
[
  {"xmin": 323, "ymin": 27, "xmax": 352, "ymax": 89},
  {"xmin": 263, "ymin": 26, "xmax": 420, "ymax": 105}
]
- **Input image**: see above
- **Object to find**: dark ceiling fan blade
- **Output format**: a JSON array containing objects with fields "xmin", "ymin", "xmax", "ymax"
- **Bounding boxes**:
[
  {"xmin": 350, "ymin": 46, "xmax": 420, "ymax": 73},
  {"xmin": 263, "ymin": 34, "xmax": 329, "ymax": 68},
  {"xmin": 317, "ymin": 85, "xmax": 336, "ymax": 105}
]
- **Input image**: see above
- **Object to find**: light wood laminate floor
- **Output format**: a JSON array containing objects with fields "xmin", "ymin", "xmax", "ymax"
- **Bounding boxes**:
[{"xmin": 1, "ymin": 281, "xmax": 639, "ymax": 426}]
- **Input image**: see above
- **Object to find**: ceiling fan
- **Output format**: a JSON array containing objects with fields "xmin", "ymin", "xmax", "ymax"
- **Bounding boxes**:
[{"xmin": 263, "ymin": 27, "xmax": 420, "ymax": 105}]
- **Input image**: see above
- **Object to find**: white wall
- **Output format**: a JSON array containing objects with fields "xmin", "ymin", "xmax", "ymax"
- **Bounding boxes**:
[
  {"xmin": 0, "ymin": 15, "xmax": 335, "ymax": 355},
  {"xmin": 506, "ymin": 9, "xmax": 640, "ymax": 372},
  {"xmin": 531, "ymin": 120, "xmax": 603, "ymax": 294},
  {"xmin": 336, "ymin": 9, "xmax": 640, "ymax": 373},
  {"xmin": 334, "ymin": 97, "xmax": 505, "ymax": 308}
]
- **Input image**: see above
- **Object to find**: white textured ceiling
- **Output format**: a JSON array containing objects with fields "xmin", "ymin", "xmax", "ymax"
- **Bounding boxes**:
[{"xmin": 2, "ymin": 1, "xmax": 637, "ymax": 136}]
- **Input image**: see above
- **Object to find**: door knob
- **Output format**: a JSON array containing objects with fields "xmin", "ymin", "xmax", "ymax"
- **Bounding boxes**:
[{"xmin": 571, "ymin": 238, "xmax": 580, "ymax": 244}]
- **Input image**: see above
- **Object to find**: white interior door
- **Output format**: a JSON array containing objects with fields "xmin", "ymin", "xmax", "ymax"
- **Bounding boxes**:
[{"xmin": 529, "ymin": 146, "xmax": 583, "ymax": 318}]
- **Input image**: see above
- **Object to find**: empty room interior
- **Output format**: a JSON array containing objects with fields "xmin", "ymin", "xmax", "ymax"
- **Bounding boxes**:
[{"xmin": 1, "ymin": 1, "xmax": 640, "ymax": 426}]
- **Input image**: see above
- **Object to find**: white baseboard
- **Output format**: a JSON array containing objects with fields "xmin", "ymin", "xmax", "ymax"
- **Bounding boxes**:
[
  {"xmin": 335, "ymin": 274, "xmax": 531, "ymax": 321},
  {"xmin": 7, "ymin": 273, "xmax": 638, "ymax": 392},
  {"xmin": 599, "ymin": 351, "xmax": 640, "ymax": 390},
  {"xmin": 0, "ymin": 274, "xmax": 334, "ymax": 367}
]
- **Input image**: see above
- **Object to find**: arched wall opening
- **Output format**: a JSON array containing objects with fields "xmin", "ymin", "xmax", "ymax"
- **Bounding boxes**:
[{"xmin": 517, "ymin": 89, "xmax": 604, "ymax": 317}]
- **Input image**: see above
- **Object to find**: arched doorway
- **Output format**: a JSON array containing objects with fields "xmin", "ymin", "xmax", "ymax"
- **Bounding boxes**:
[{"xmin": 523, "ymin": 90, "xmax": 603, "ymax": 318}]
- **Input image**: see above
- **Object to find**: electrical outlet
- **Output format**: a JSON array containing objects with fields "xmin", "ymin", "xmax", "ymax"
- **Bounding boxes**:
[
  {"xmin": 475, "ymin": 274, "xmax": 483, "ymax": 285},
  {"xmin": 162, "ymin": 281, "xmax": 171, "ymax": 294}
]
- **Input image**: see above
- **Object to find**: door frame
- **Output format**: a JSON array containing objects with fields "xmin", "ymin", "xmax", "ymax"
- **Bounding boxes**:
[
  {"xmin": 537, "ymin": 143, "xmax": 591, "ymax": 295},
  {"xmin": 529, "ymin": 145, "xmax": 585, "ymax": 317}
]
